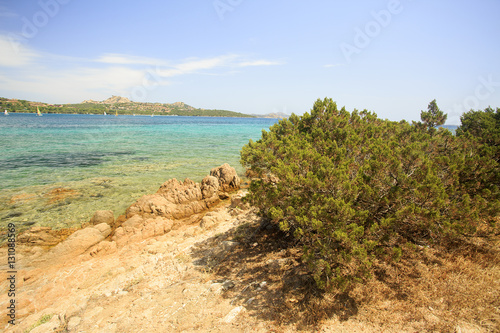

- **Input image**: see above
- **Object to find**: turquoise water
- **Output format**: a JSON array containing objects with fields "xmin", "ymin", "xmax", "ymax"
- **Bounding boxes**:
[{"xmin": 0, "ymin": 113, "xmax": 277, "ymax": 231}]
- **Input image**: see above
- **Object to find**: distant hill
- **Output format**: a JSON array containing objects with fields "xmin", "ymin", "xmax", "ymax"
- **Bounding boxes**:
[
  {"xmin": 82, "ymin": 95, "xmax": 132, "ymax": 104},
  {"xmin": 0, "ymin": 96, "xmax": 255, "ymax": 118},
  {"xmin": 251, "ymin": 112, "xmax": 290, "ymax": 119}
]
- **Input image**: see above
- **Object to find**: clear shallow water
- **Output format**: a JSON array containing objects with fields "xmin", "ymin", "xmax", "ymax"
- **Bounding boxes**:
[{"xmin": 0, "ymin": 113, "xmax": 278, "ymax": 231}]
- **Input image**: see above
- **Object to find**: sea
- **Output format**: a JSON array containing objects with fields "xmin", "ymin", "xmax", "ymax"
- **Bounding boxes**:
[{"xmin": 0, "ymin": 113, "xmax": 278, "ymax": 232}]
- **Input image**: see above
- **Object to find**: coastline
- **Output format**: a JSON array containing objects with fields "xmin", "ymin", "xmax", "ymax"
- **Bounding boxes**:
[
  {"xmin": 0, "ymin": 114, "xmax": 278, "ymax": 236},
  {"xmin": 0, "ymin": 164, "xmax": 255, "ymax": 332}
]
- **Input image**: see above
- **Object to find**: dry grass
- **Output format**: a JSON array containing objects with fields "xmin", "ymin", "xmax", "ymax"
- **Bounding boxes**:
[
  {"xmin": 353, "ymin": 236, "xmax": 500, "ymax": 332},
  {"xmin": 192, "ymin": 218, "xmax": 500, "ymax": 332}
]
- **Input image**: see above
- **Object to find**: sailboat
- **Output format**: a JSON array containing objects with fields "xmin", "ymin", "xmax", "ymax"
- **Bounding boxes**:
[
  {"xmin": 4, "ymin": 109, "xmax": 8, "ymax": 115},
  {"xmin": 36, "ymin": 106, "xmax": 42, "ymax": 116},
  {"xmin": 104, "ymin": 111, "xmax": 107, "ymax": 115},
  {"xmin": 115, "ymin": 110, "xmax": 118, "ymax": 116}
]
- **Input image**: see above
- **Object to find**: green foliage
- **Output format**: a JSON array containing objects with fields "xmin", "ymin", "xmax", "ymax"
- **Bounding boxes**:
[
  {"xmin": 241, "ymin": 97, "xmax": 499, "ymax": 291},
  {"xmin": 457, "ymin": 107, "xmax": 500, "ymax": 158},
  {"xmin": 456, "ymin": 106, "xmax": 500, "ymax": 204},
  {"xmin": 417, "ymin": 99, "xmax": 447, "ymax": 133}
]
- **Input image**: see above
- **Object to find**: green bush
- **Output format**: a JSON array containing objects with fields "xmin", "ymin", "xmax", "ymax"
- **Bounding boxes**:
[
  {"xmin": 456, "ymin": 107, "xmax": 500, "ymax": 210},
  {"xmin": 457, "ymin": 107, "xmax": 500, "ymax": 159},
  {"xmin": 241, "ymin": 98, "xmax": 499, "ymax": 291}
]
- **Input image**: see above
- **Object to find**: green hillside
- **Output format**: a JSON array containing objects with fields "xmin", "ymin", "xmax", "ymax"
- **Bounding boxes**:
[{"xmin": 0, "ymin": 97, "xmax": 254, "ymax": 118}]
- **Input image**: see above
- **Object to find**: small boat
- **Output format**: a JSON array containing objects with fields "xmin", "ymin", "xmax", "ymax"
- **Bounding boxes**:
[
  {"xmin": 36, "ymin": 106, "xmax": 42, "ymax": 116},
  {"xmin": 115, "ymin": 110, "xmax": 118, "ymax": 116},
  {"xmin": 4, "ymin": 109, "xmax": 8, "ymax": 115},
  {"xmin": 104, "ymin": 111, "xmax": 107, "ymax": 115}
]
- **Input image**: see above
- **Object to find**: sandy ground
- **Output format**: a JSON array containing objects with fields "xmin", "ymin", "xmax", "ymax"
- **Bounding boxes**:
[{"xmin": 1, "ymin": 195, "xmax": 498, "ymax": 332}]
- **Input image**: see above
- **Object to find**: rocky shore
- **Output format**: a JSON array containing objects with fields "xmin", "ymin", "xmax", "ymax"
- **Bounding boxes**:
[{"xmin": 0, "ymin": 164, "xmax": 270, "ymax": 332}]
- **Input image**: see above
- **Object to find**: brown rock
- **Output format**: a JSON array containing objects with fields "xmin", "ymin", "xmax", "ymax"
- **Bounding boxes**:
[
  {"xmin": 49, "ymin": 224, "xmax": 110, "ymax": 261},
  {"xmin": 201, "ymin": 175, "xmax": 219, "ymax": 199},
  {"xmin": 89, "ymin": 210, "xmax": 114, "ymax": 226},
  {"xmin": 93, "ymin": 223, "xmax": 112, "ymax": 238},
  {"xmin": 231, "ymin": 191, "xmax": 249, "ymax": 209},
  {"xmin": 127, "ymin": 194, "xmax": 169, "ymax": 217},
  {"xmin": 111, "ymin": 227, "xmax": 128, "ymax": 247},
  {"xmin": 111, "ymin": 216, "xmax": 173, "ymax": 247},
  {"xmin": 157, "ymin": 178, "xmax": 203, "ymax": 204},
  {"xmin": 210, "ymin": 163, "xmax": 240, "ymax": 192},
  {"xmin": 88, "ymin": 240, "xmax": 117, "ymax": 257},
  {"xmin": 122, "ymin": 215, "xmax": 145, "ymax": 229},
  {"xmin": 199, "ymin": 210, "xmax": 230, "ymax": 229},
  {"xmin": 119, "ymin": 165, "xmax": 238, "ymax": 242},
  {"xmin": 126, "ymin": 177, "xmax": 219, "ymax": 220}
]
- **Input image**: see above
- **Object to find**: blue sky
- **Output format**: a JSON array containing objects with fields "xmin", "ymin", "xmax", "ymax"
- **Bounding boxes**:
[{"xmin": 0, "ymin": 0, "xmax": 499, "ymax": 123}]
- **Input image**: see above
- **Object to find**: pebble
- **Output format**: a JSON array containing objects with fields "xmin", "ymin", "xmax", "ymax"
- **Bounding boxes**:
[
  {"xmin": 221, "ymin": 306, "xmax": 244, "ymax": 323},
  {"xmin": 221, "ymin": 241, "xmax": 239, "ymax": 251},
  {"xmin": 210, "ymin": 282, "xmax": 224, "ymax": 294},
  {"xmin": 222, "ymin": 280, "xmax": 235, "ymax": 290}
]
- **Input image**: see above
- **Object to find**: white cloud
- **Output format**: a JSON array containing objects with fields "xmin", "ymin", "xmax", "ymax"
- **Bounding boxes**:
[
  {"xmin": 96, "ymin": 53, "xmax": 169, "ymax": 67},
  {"xmin": 0, "ymin": 34, "xmax": 38, "ymax": 67},
  {"xmin": 0, "ymin": 33, "xmax": 282, "ymax": 103},
  {"xmin": 238, "ymin": 60, "xmax": 283, "ymax": 67},
  {"xmin": 157, "ymin": 54, "xmax": 282, "ymax": 78},
  {"xmin": 157, "ymin": 54, "xmax": 239, "ymax": 77},
  {"xmin": 0, "ymin": 66, "xmax": 147, "ymax": 102}
]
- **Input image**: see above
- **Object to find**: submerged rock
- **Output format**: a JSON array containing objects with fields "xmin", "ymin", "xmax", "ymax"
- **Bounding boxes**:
[
  {"xmin": 17, "ymin": 227, "xmax": 72, "ymax": 247},
  {"xmin": 44, "ymin": 187, "xmax": 79, "ymax": 204}
]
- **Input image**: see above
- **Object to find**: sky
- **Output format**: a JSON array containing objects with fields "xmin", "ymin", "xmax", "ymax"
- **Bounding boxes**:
[{"xmin": 0, "ymin": 0, "xmax": 499, "ymax": 123}]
